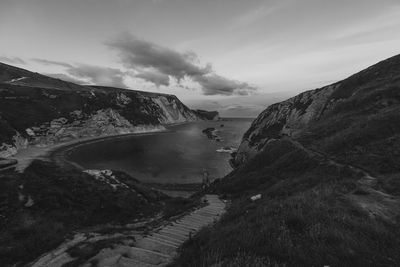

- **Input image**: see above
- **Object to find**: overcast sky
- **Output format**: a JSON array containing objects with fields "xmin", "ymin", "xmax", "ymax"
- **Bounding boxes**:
[{"xmin": 1, "ymin": 0, "xmax": 400, "ymax": 117}]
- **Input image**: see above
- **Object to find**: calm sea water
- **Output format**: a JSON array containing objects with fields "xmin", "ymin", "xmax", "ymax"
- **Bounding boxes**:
[{"xmin": 67, "ymin": 118, "xmax": 253, "ymax": 184}]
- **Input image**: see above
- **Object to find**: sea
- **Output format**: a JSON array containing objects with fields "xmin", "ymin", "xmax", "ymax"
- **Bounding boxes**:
[{"xmin": 67, "ymin": 118, "xmax": 253, "ymax": 184}]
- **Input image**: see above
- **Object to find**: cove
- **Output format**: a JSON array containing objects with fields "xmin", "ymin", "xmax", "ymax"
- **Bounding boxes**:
[{"xmin": 66, "ymin": 118, "xmax": 253, "ymax": 184}]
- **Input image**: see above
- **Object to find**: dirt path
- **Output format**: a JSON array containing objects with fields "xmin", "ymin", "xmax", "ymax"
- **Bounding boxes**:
[{"xmin": 30, "ymin": 195, "xmax": 226, "ymax": 267}]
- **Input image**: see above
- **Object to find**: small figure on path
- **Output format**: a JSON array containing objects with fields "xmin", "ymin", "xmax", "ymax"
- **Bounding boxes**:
[{"xmin": 202, "ymin": 168, "xmax": 210, "ymax": 189}]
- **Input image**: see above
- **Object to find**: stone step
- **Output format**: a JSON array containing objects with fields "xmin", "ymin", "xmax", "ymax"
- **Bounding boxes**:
[
  {"xmin": 145, "ymin": 235, "xmax": 181, "ymax": 247},
  {"xmin": 70, "ymin": 195, "xmax": 227, "ymax": 267},
  {"xmin": 163, "ymin": 229, "xmax": 192, "ymax": 238},
  {"xmin": 160, "ymin": 229, "xmax": 190, "ymax": 239},
  {"xmin": 205, "ymin": 204, "xmax": 220, "ymax": 207},
  {"xmin": 177, "ymin": 221, "xmax": 205, "ymax": 229},
  {"xmin": 182, "ymin": 217, "xmax": 207, "ymax": 224},
  {"xmin": 194, "ymin": 208, "xmax": 221, "ymax": 213},
  {"xmin": 200, "ymin": 212, "xmax": 222, "ymax": 217},
  {"xmin": 199, "ymin": 209, "xmax": 223, "ymax": 214},
  {"xmin": 171, "ymin": 223, "xmax": 199, "ymax": 231},
  {"xmin": 152, "ymin": 232, "xmax": 185, "ymax": 244},
  {"xmin": 186, "ymin": 214, "xmax": 210, "ymax": 220},
  {"xmin": 144, "ymin": 237, "xmax": 179, "ymax": 248},
  {"xmin": 205, "ymin": 199, "xmax": 223, "ymax": 203},
  {"xmin": 175, "ymin": 222, "xmax": 202, "ymax": 230},
  {"xmin": 202, "ymin": 207, "xmax": 224, "ymax": 212},
  {"xmin": 158, "ymin": 229, "xmax": 188, "ymax": 239},
  {"xmin": 184, "ymin": 213, "xmax": 213, "ymax": 220},
  {"xmin": 201, "ymin": 208, "xmax": 221, "ymax": 213},
  {"xmin": 178, "ymin": 215, "xmax": 207, "ymax": 223},
  {"xmin": 206, "ymin": 201, "xmax": 223, "ymax": 205},
  {"xmin": 163, "ymin": 226, "xmax": 191, "ymax": 235},
  {"xmin": 176, "ymin": 219, "xmax": 204, "ymax": 227},
  {"xmin": 193, "ymin": 211, "xmax": 220, "ymax": 217}
]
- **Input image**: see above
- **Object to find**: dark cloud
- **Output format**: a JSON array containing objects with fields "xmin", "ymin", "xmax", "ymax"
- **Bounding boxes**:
[
  {"xmin": 0, "ymin": 56, "xmax": 26, "ymax": 65},
  {"xmin": 67, "ymin": 64, "xmax": 127, "ymax": 88},
  {"xmin": 44, "ymin": 73, "xmax": 87, "ymax": 85},
  {"xmin": 32, "ymin": 58, "xmax": 73, "ymax": 68},
  {"xmin": 193, "ymin": 74, "xmax": 256, "ymax": 96},
  {"xmin": 106, "ymin": 33, "xmax": 256, "ymax": 95},
  {"xmin": 107, "ymin": 34, "xmax": 209, "ymax": 80},
  {"xmin": 136, "ymin": 69, "xmax": 170, "ymax": 87}
]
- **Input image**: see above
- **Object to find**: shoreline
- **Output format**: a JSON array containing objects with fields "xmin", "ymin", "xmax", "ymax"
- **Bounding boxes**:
[
  {"xmin": 4, "ymin": 128, "xmax": 172, "ymax": 173},
  {"xmin": 1, "ymin": 120, "xmax": 198, "ymax": 173},
  {"xmin": 49, "ymin": 121, "xmax": 199, "ymax": 171},
  {"xmin": 49, "ymin": 130, "xmax": 172, "ymax": 170}
]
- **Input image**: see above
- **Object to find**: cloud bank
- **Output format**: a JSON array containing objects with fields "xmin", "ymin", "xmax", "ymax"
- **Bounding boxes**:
[
  {"xmin": 31, "ymin": 58, "xmax": 73, "ymax": 68},
  {"xmin": 0, "ymin": 56, "xmax": 26, "ymax": 65},
  {"xmin": 34, "ymin": 59, "xmax": 127, "ymax": 88},
  {"xmin": 66, "ymin": 64, "xmax": 126, "ymax": 88},
  {"xmin": 45, "ymin": 73, "xmax": 87, "ymax": 85},
  {"xmin": 106, "ymin": 33, "xmax": 256, "ymax": 95},
  {"xmin": 135, "ymin": 69, "xmax": 170, "ymax": 87}
]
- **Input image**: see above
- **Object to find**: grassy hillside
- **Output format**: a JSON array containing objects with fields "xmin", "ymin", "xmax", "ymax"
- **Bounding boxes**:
[
  {"xmin": 173, "ymin": 140, "xmax": 400, "ymax": 266},
  {"xmin": 172, "ymin": 55, "xmax": 400, "ymax": 266},
  {"xmin": 0, "ymin": 161, "xmax": 197, "ymax": 266}
]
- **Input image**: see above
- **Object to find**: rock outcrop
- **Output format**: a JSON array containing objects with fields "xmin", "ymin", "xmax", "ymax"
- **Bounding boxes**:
[
  {"xmin": 233, "ymin": 84, "xmax": 337, "ymax": 166},
  {"xmin": 0, "ymin": 63, "xmax": 207, "ymax": 157}
]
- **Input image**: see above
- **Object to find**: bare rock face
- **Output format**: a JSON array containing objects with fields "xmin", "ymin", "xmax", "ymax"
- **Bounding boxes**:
[
  {"xmin": 153, "ymin": 95, "xmax": 198, "ymax": 123},
  {"xmin": 0, "ymin": 133, "xmax": 28, "ymax": 158},
  {"xmin": 233, "ymin": 85, "xmax": 336, "ymax": 166},
  {"xmin": 194, "ymin": 110, "xmax": 220, "ymax": 121}
]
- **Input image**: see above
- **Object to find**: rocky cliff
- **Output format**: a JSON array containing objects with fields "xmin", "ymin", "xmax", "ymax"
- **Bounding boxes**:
[
  {"xmin": 234, "ymin": 54, "xmax": 400, "ymax": 172},
  {"xmin": 0, "ymin": 63, "xmax": 208, "ymax": 158},
  {"xmin": 193, "ymin": 109, "xmax": 220, "ymax": 121}
]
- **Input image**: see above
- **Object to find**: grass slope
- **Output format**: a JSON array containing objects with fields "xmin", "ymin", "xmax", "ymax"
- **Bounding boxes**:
[
  {"xmin": 0, "ymin": 161, "xmax": 197, "ymax": 266},
  {"xmin": 172, "ymin": 138, "xmax": 400, "ymax": 266}
]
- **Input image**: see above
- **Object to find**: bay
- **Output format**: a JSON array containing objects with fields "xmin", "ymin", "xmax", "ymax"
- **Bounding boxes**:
[{"xmin": 67, "ymin": 118, "xmax": 253, "ymax": 184}]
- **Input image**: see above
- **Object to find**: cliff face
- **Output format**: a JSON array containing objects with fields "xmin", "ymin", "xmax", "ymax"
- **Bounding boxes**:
[
  {"xmin": 193, "ymin": 109, "xmax": 220, "ymax": 121},
  {"xmin": 0, "ymin": 63, "xmax": 202, "ymax": 158},
  {"xmin": 233, "ymin": 84, "xmax": 337, "ymax": 165},
  {"xmin": 234, "ymin": 54, "xmax": 400, "ymax": 171}
]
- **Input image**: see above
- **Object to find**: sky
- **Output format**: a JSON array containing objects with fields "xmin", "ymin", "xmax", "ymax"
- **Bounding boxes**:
[{"xmin": 1, "ymin": 0, "xmax": 400, "ymax": 117}]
